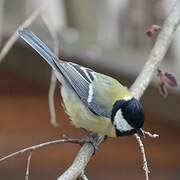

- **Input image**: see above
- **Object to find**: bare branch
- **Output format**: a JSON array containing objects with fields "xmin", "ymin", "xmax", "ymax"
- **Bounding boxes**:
[
  {"xmin": 135, "ymin": 134, "xmax": 150, "ymax": 180},
  {"xmin": 25, "ymin": 151, "xmax": 33, "ymax": 180},
  {"xmin": 57, "ymin": 135, "xmax": 104, "ymax": 180},
  {"xmin": 0, "ymin": 138, "xmax": 84, "ymax": 163},
  {"xmin": 134, "ymin": 131, "xmax": 159, "ymax": 180},
  {"xmin": 143, "ymin": 130, "xmax": 159, "ymax": 138},
  {"xmin": 48, "ymin": 72, "xmax": 58, "ymax": 126},
  {"xmin": 130, "ymin": 0, "xmax": 180, "ymax": 99},
  {"xmin": 0, "ymin": 2, "xmax": 48, "ymax": 64}
]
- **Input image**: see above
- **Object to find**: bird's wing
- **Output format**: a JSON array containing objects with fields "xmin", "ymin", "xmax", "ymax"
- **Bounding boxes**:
[
  {"xmin": 54, "ymin": 60, "xmax": 132, "ymax": 118},
  {"xmin": 55, "ymin": 61, "xmax": 94, "ymax": 103},
  {"xmin": 86, "ymin": 72, "xmax": 132, "ymax": 117},
  {"xmin": 18, "ymin": 28, "xmax": 132, "ymax": 118}
]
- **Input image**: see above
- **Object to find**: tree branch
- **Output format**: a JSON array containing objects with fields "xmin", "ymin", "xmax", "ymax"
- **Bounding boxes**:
[
  {"xmin": 25, "ymin": 150, "xmax": 33, "ymax": 180},
  {"xmin": 143, "ymin": 130, "xmax": 159, "ymax": 138},
  {"xmin": 135, "ymin": 134, "xmax": 150, "ymax": 180},
  {"xmin": 48, "ymin": 72, "xmax": 58, "ymax": 126},
  {"xmin": 57, "ymin": 1, "xmax": 180, "ymax": 179},
  {"xmin": 57, "ymin": 135, "xmax": 104, "ymax": 180},
  {"xmin": 0, "ymin": 138, "xmax": 85, "ymax": 163}
]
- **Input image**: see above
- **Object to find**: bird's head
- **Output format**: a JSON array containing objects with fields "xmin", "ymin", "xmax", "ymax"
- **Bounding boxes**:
[{"xmin": 111, "ymin": 98, "xmax": 144, "ymax": 137}]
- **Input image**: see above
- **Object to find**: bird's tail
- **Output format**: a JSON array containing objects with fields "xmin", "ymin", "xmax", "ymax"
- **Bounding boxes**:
[{"xmin": 18, "ymin": 28, "xmax": 60, "ymax": 73}]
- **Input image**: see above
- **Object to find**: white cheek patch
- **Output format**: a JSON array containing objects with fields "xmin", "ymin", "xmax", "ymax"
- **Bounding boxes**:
[{"xmin": 113, "ymin": 110, "xmax": 133, "ymax": 132}]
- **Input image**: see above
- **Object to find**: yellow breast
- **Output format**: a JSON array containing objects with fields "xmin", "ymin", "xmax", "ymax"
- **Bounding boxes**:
[{"xmin": 60, "ymin": 83, "xmax": 116, "ymax": 137}]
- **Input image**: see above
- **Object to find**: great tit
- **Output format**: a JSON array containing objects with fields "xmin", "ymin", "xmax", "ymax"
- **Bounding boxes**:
[{"xmin": 18, "ymin": 28, "xmax": 144, "ymax": 138}]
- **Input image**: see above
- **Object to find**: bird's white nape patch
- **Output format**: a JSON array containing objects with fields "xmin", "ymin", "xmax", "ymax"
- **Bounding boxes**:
[
  {"xmin": 87, "ymin": 84, "xmax": 93, "ymax": 103},
  {"xmin": 113, "ymin": 109, "xmax": 133, "ymax": 132},
  {"xmin": 124, "ymin": 95, "xmax": 132, "ymax": 101}
]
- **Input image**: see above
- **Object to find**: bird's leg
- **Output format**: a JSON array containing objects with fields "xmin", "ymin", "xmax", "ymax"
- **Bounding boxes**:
[
  {"xmin": 78, "ymin": 132, "xmax": 100, "ymax": 155},
  {"xmin": 62, "ymin": 132, "xmax": 98, "ymax": 155},
  {"xmin": 83, "ymin": 133, "xmax": 99, "ymax": 156},
  {"xmin": 80, "ymin": 128, "xmax": 108, "ymax": 154}
]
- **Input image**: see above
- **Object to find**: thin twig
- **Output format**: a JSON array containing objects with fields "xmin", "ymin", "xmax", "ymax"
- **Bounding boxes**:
[
  {"xmin": 134, "ymin": 129, "xmax": 159, "ymax": 180},
  {"xmin": 135, "ymin": 134, "xmax": 150, "ymax": 180},
  {"xmin": 25, "ymin": 150, "xmax": 33, "ymax": 180},
  {"xmin": 0, "ymin": 2, "xmax": 48, "ymax": 64},
  {"xmin": 48, "ymin": 72, "xmax": 58, "ymax": 126},
  {"xmin": 143, "ymin": 130, "xmax": 159, "ymax": 138},
  {"xmin": 0, "ymin": 138, "xmax": 84, "ymax": 163}
]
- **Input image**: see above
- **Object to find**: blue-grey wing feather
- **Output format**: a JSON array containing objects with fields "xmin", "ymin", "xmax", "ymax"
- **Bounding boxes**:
[
  {"xmin": 88, "ymin": 101, "xmax": 111, "ymax": 117},
  {"xmin": 57, "ymin": 62, "xmax": 90, "ymax": 100},
  {"xmin": 18, "ymin": 28, "xmax": 58, "ymax": 70}
]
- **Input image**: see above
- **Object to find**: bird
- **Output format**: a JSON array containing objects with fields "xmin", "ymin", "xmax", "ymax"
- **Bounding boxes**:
[{"xmin": 18, "ymin": 28, "xmax": 144, "ymax": 138}]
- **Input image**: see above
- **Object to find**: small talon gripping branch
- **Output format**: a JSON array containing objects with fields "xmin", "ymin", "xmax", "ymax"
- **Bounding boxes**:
[{"xmin": 80, "ymin": 134, "xmax": 101, "ymax": 156}]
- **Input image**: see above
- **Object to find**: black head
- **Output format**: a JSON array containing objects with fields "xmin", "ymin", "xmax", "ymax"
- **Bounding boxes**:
[{"xmin": 111, "ymin": 98, "xmax": 144, "ymax": 136}]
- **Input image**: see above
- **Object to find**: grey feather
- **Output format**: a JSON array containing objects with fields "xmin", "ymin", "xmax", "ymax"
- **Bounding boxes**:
[
  {"xmin": 18, "ymin": 28, "xmax": 59, "ymax": 72},
  {"xmin": 58, "ymin": 62, "xmax": 90, "ymax": 100},
  {"xmin": 88, "ymin": 101, "xmax": 111, "ymax": 117}
]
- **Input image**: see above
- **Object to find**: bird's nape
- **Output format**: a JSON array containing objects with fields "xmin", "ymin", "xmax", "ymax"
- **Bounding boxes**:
[{"xmin": 121, "ymin": 98, "xmax": 144, "ymax": 129}]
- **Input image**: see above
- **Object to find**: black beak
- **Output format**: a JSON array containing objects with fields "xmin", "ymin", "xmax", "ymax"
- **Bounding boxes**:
[{"xmin": 136, "ymin": 128, "xmax": 145, "ymax": 138}]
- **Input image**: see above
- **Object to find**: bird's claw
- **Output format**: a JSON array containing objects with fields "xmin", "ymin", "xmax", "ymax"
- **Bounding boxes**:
[{"xmin": 80, "ymin": 134, "xmax": 99, "ymax": 156}]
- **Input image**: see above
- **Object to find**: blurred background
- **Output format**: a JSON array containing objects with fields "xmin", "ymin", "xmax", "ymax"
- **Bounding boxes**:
[{"xmin": 0, "ymin": 0, "xmax": 180, "ymax": 179}]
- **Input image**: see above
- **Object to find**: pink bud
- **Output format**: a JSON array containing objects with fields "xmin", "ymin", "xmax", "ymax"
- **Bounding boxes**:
[
  {"xmin": 159, "ymin": 82, "xmax": 168, "ymax": 97},
  {"xmin": 164, "ymin": 72, "xmax": 178, "ymax": 87},
  {"xmin": 146, "ymin": 25, "xmax": 161, "ymax": 38},
  {"xmin": 157, "ymin": 69, "xmax": 178, "ymax": 97}
]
